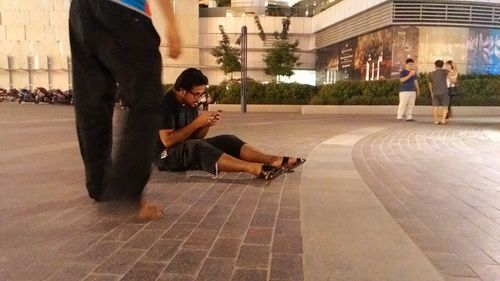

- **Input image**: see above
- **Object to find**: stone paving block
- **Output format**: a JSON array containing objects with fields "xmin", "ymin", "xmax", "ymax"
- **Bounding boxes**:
[
  {"xmin": 236, "ymin": 245, "xmax": 270, "ymax": 268},
  {"xmin": 245, "ymin": 227, "xmax": 273, "ymax": 245},
  {"xmin": 219, "ymin": 217, "xmax": 251, "ymax": 239},
  {"xmin": 47, "ymin": 263, "xmax": 95, "ymax": 281},
  {"xmin": 102, "ymin": 223, "xmax": 144, "ymax": 242},
  {"xmin": 157, "ymin": 273, "xmax": 195, "ymax": 281},
  {"xmin": 231, "ymin": 268, "xmax": 267, "ymax": 281},
  {"xmin": 183, "ymin": 230, "xmax": 218, "ymax": 250},
  {"xmin": 94, "ymin": 248, "xmax": 144, "ymax": 274},
  {"xmin": 165, "ymin": 249, "xmax": 208, "ymax": 275},
  {"xmin": 82, "ymin": 274, "xmax": 121, "ymax": 281},
  {"xmin": 278, "ymin": 207, "xmax": 301, "ymax": 220},
  {"xmin": 272, "ymin": 235, "xmax": 303, "ymax": 255},
  {"xmin": 217, "ymin": 186, "xmax": 246, "ymax": 205},
  {"xmin": 198, "ymin": 184, "xmax": 230, "ymax": 203},
  {"xmin": 209, "ymin": 238, "xmax": 242, "ymax": 258},
  {"xmin": 87, "ymin": 218, "xmax": 123, "ymax": 234},
  {"xmin": 57, "ymin": 233, "xmax": 102, "ymax": 255},
  {"xmin": 177, "ymin": 203, "xmax": 213, "ymax": 224},
  {"xmin": 425, "ymin": 252, "xmax": 478, "ymax": 278},
  {"xmin": 75, "ymin": 241, "xmax": 122, "ymax": 264},
  {"xmin": 195, "ymin": 258, "xmax": 234, "ymax": 281},
  {"xmin": 197, "ymin": 214, "xmax": 229, "ymax": 231},
  {"xmin": 162, "ymin": 223, "xmax": 198, "ymax": 240},
  {"xmin": 123, "ymin": 230, "xmax": 163, "ymax": 249},
  {"xmin": 178, "ymin": 185, "xmax": 211, "ymax": 204},
  {"xmin": 270, "ymin": 254, "xmax": 304, "ymax": 281},
  {"xmin": 143, "ymin": 239, "xmax": 182, "ymax": 262},
  {"xmin": 206, "ymin": 204, "xmax": 234, "ymax": 217},
  {"xmin": 275, "ymin": 219, "xmax": 301, "ymax": 236},
  {"xmin": 250, "ymin": 213, "xmax": 276, "ymax": 227},
  {"xmin": 121, "ymin": 261, "xmax": 166, "ymax": 281}
]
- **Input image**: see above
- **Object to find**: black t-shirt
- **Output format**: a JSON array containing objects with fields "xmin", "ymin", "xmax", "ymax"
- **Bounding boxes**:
[{"xmin": 156, "ymin": 89, "xmax": 198, "ymax": 156}]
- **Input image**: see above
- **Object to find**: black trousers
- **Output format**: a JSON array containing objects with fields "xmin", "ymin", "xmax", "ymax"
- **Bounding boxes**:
[
  {"xmin": 154, "ymin": 135, "xmax": 246, "ymax": 175},
  {"xmin": 69, "ymin": 0, "xmax": 162, "ymax": 201}
]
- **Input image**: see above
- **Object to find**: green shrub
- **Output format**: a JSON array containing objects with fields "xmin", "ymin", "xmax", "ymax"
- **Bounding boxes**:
[
  {"xmin": 196, "ymin": 73, "xmax": 500, "ymax": 106},
  {"xmin": 210, "ymin": 81, "xmax": 319, "ymax": 105}
]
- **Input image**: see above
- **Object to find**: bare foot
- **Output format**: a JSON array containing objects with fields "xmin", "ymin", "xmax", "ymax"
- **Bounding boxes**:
[{"xmin": 137, "ymin": 201, "xmax": 162, "ymax": 221}]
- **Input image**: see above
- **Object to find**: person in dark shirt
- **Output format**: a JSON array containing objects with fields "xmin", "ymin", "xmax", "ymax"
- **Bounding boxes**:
[
  {"xmin": 154, "ymin": 68, "xmax": 305, "ymax": 180},
  {"xmin": 397, "ymin": 58, "xmax": 420, "ymax": 121},
  {"xmin": 429, "ymin": 60, "xmax": 450, "ymax": 125}
]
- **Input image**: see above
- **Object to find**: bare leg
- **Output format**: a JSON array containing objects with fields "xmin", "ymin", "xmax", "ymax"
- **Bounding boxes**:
[
  {"xmin": 239, "ymin": 144, "xmax": 300, "ymax": 168},
  {"xmin": 432, "ymin": 107, "xmax": 439, "ymax": 124},
  {"xmin": 441, "ymin": 107, "xmax": 449, "ymax": 124},
  {"xmin": 217, "ymin": 153, "xmax": 262, "ymax": 175}
]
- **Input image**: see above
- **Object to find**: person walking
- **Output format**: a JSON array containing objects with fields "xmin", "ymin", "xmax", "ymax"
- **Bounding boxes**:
[
  {"xmin": 429, "ymin": 60, "xmax": 450, "ymax": 125},
  {"xmin": 397, "ymin": 58, "xmax": 420, "ymax": 122},
  {"xmin": 69, "ymin": 0, "xmax": 181, "ymax": 220},
  {"xmin": 445, "ymin": 60, "xmax": 459, "ymax": 119}
]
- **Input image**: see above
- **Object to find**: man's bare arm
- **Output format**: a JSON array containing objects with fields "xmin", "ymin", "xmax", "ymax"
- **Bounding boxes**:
[
  {"xmin": 159, "ymin": 122, "xmax": 201, "ymax": 148},
  {"xmin": 400, "ymin": 71, "xmax": 415, "ymax": 83},
  {"xmin": 159, "ymin": 114, "xmax": 216, "ymax": 148},
  {"xmin": 191, "ymin": 126, "xmax": 210, "ymax": 139},
  {"xmin": 154, "ymin": 0, "xmax": 181, "ymax": 58}
]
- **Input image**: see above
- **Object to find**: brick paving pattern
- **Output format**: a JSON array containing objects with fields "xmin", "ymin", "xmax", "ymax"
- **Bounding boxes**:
[
  {"xmin": 1, "ymin": 103, "xmax": 500, "ymax": 280},
  {"xmin": 353, "ymin": 121, "xmax": 500, "ymax": 281}
]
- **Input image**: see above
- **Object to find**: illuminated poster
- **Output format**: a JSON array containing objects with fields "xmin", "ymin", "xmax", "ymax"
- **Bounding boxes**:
[
  {"xmin": 354, "ymin": 27, "xmax": 393, "ymax": 80},
  {"xmin": 316, "ymin": 44, "xmax": 340, "ymax": 84},
  {"xmin": 467, "ymin": 28, "xmax": 500, "ymax": 74},
  {"xmin": 418, "ymin": 26, "xmax": 468, "ymax": 73},
  {"xmin": 339, "ymin": 38, "xmax": 358, "ymax": 80},
  {"xmin": 392, "ymin": 26, "xmax": 419, "ymax": 76}
]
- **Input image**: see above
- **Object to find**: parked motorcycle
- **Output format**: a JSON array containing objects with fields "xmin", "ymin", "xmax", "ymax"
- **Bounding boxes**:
[
  {"xmin": 6, "ymin": 88, "xmax": 20, "ymax": 102},
  {"xmin": 51, "ymin": 89, "xmax": 73, "ymax": 105},
  {"xmin": 18, "ymin": 88, "xmax": 36, "ymax": 103},
  {"xmin": 0, "ymin": 88, "xmax": 8, "ymax": 102},
  {"xmin": 34, "ymin": 87, "xmax": 54, "ymax": 104}
]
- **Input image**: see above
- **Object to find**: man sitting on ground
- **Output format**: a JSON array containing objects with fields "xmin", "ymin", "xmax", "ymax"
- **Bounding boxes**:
[{"xmin": 153, "ymin": 68, "xmax": 305, "ymax": 180}]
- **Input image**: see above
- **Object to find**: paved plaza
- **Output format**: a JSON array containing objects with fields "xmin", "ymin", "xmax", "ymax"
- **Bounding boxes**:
[{"xmin": 1, "ymin": 103, "xmax": 500, "ymax": 281}]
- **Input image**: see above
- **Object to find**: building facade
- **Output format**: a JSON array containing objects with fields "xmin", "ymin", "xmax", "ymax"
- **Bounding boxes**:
[
  {"xmin": 315, "ymin": 0, "xmax": 500, "ymax": 84},
  {"xmin": 0, "ymin": 0, "xmax": 499, "ymax": 90}
]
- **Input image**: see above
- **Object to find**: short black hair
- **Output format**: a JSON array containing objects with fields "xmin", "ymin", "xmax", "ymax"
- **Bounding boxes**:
[
  {"xmin": 174, "ymin": 68, "xmax": 209, "ymax": 92},
  {"xmin": 406, "ymin": 58, "xmax": 415, "ymax": 64},
  {"xmin": 434, "ymin": 60, "xmax": 444, "ymax": 68}
]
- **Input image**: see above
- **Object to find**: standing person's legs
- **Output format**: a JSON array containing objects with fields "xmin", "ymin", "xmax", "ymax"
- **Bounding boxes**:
[
  {"xmin": 93, "ymin": 3, "xmax": 163, "ymax": 201},
  {"xmin": 69, "ymin": 0, "xmax": 116, "ymax": 201},
  {"xmin": 447, "ymin": 94, "xmax": 453, "ymax": 119},
  {"xmin": 440, "ymin": 94, "xmax": 450, "ymax": 123},
  {"xmin": 397, "ymin": 92, "xmax": 409, "ymax": 120},
  {"xmin": 405, "ymin": 91, "xmax": 416, "ymax": 120}
]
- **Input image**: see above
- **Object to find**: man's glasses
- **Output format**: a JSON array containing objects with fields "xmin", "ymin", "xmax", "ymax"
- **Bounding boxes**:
[{"xmin": 187, "ymin": 90, "xmax": 206, "ymax": 99}]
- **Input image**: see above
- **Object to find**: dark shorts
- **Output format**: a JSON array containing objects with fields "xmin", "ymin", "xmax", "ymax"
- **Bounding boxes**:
[
  {"xmin": 154, "ymin": 134, "xmax": 246, "ymax": 174},
  {"xmin": 432, "ymin": 93, "xmax": 450, "ymax": 107}
]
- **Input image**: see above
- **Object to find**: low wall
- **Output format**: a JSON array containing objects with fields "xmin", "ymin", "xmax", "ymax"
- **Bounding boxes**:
[{"xmin": 208, "ymin": 104, "xmax": 500, "ymax": 116}]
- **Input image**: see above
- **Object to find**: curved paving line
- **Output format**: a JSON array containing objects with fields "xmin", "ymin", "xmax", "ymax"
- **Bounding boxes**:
[{"xmin": 300, "ymin": 126, "xmax": 445, "ymax": 281}]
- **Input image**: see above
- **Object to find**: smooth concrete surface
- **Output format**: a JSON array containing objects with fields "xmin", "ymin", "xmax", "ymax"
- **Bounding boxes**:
[{"xmin": 301, "ymin": 127, "xmax": 446, "ymax": 281}]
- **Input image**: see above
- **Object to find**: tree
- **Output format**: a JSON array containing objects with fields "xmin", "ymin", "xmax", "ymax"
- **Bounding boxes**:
[
  {"xmin": 216, "ymin": 0, "xmax": 230, "ymax": 7},
  {"xmin": 255, "ymin": 16, "xmax": 301, "ymax": 80},
  {"xmin": 210, "ymin": 25, "xmax": 241, "ymax": 80}
]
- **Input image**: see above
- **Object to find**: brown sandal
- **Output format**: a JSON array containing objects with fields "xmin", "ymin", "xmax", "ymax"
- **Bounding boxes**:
[
  {"xmin": 258, "ymin": 164, "xmax": 283, "ymax": 181},
  {"xmin": 281, "ymin": 156, "xmax": 306, "ymax": 172}
]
